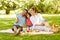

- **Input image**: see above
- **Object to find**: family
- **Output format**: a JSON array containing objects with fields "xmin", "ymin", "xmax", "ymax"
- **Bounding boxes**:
[{"xmin": 12, "ymin": 7, "xmax": 59, "ymax": 35}]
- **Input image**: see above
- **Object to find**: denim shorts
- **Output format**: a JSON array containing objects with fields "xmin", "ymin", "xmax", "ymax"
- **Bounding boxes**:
[{"xmin": 12, "ymin": 25, "xmax": 23, "ymax": 31}]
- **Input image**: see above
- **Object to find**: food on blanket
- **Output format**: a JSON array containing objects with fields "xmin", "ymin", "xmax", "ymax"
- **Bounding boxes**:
[
  {"xmin": 51, "ymin": 24, "xmax": 59, "ymax": 32},
  {"xmin": 34, "ymin": 30, "xmax": 40, "ymax": 32}
]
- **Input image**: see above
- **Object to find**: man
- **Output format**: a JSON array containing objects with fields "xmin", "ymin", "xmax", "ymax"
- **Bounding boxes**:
[{"xmin": 28, "ymin": 7, "xmax": 51, "ymax": 32}]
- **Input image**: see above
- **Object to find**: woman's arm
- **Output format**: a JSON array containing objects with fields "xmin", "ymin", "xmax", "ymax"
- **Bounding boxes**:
[
  {"xmin": 16, "ymin": 18, "xmax": 19, "ymax": 24},
  {"xmin": 15, "ymin": 14, "xmax": 19, "ymax": 24}
]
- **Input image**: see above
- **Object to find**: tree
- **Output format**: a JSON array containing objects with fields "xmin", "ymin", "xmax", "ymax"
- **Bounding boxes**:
[
  {"xmin": 0, "ymin": 0, "xmax": 20, "ymax": 14},
  {"xmin": 0, "ymin": 0, "xmax": 60, "ymax": 14}
]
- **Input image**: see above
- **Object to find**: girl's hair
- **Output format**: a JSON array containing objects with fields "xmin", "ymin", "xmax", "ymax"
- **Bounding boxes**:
[
  {"xmin": 25, "ymin": 13, "xmax": 31, "ymax": 18},
  {"xmin": 27, "ymin": 13, "xmax": 31, "ymax": 17},
  {"xmin": 23, "ymin": 9, "xmax": 31, "ymax": 18}
]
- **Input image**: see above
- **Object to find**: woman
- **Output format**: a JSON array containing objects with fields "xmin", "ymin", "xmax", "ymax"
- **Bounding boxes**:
[
  {"xmin": 28, "ymin": 7, "xmax": 51, "ymax": 32},
  {"xmin": 12, "ymin": 9, "xmax": 28, "ymax": 35}
]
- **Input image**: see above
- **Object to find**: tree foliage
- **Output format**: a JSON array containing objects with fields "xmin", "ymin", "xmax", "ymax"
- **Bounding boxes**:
[{"xmin": 0, "ymin": 0, "xmax": 60, "ymax": 14}]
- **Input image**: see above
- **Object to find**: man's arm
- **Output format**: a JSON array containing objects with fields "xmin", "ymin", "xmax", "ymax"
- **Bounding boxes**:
[
  {"xmin": 35, "ymin": 23, "xmax": 45, "ymax": 26},
  {"xmin": 35, "ymin": 19, "xmax": 48, "ymax": 26}
]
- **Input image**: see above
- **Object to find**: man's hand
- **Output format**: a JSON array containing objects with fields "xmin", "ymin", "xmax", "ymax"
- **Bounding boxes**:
[{"xmin": 35, "ymin": 23, "xmax": 45, "ymax": 26}]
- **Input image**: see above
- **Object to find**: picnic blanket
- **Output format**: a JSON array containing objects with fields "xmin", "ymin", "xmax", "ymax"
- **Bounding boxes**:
[{"xmin": 0, "ymin": 29, "xmax": 53, "ymax": 34}]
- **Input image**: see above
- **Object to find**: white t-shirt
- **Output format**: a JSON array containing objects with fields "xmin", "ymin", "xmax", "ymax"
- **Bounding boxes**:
[
  {"xmin": 30, "ymin": 13, "xmax": 51, "ymax": 31},
  {"xmin": 30, "ymin": 13, "xmax": 44, "ymax": 26}
]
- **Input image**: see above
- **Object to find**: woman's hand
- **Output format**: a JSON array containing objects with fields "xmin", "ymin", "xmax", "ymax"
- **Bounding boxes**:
[
  {"xmin": 16, "ymin": 18, "xmax": 19, "ymax": 23},
  {"xmin": 16, "ymin": 20, "xmax": 18, "ymax": 23}
]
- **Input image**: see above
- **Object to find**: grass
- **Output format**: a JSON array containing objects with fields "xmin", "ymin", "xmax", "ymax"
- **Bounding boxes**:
[
  {"xmin": 0, "ymin": 18, "xmax": 15, "ymax": 30},
  {"xmin": 0, "ymin": 16, "xmax": 60, "ymax": 40},
  {"xmin": 0, "ymin": 33, "xmax": 60, "ymax": 40},
  {"xmin": 43, "ymin": 16, "xmax": 60, "ymax": 25}
]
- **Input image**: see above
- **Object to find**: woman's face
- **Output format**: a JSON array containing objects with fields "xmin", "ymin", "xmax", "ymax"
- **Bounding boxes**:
[
  {"xmin": 28, "ymin": 9, "xmax": 34, "ymax": 15},
  {"xmin": 22, "ymin": 10, "xmax": 27, "ymax": 16}
]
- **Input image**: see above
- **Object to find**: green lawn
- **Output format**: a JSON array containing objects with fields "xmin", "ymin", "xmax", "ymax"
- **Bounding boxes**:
[{"xmin": 0, "ymin": 16, "xmax": 60, "ymax": 40}]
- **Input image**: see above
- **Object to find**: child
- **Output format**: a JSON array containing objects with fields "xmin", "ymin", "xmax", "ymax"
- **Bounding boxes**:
[{"xmin": 25, "ymin": 13, "xmax": 33, "ymax": 32}]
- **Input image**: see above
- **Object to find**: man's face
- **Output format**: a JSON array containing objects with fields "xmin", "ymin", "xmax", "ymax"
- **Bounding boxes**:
[
  {"xmin": 28, "ymin": 9, "xmax": 34, "ymax": 15},
  {"xmin": 22, "ymin": 10, "xmax": 27, "ymax": 16}
]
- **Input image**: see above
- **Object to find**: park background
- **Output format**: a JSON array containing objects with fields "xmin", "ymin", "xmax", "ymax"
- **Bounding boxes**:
[{"xmin": 0, "ymin": 0, "xmax": 60, "ymax": 40}]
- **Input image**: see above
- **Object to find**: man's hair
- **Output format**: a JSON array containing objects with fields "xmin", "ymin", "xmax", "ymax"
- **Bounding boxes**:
[{"xmin": 31, "ymin": 7, "xmax": 37, "ymax": 13}]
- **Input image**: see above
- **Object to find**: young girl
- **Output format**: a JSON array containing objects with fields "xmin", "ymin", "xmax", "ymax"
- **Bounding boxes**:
[{"xmin": 25, "ymin": 13, "xmax": 33, "ymax": 32}]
